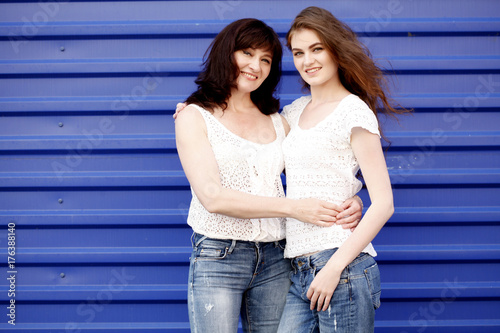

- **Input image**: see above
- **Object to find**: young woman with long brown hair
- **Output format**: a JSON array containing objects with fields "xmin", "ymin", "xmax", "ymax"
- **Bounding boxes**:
[{"xmin": 277, "ymin": 6, "xmax": 406, "ymax": 332}]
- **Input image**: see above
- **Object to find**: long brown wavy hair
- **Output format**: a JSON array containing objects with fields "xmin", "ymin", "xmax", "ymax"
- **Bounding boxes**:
[
  {"xmin": 286, "ymin": 6, "xmax": 409, "ymax": 139},
  {"xmin": 185, "ymin": 18, "xmax": 282, "ymax": 115}
]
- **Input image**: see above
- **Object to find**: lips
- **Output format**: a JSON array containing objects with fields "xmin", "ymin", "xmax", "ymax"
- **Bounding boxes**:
[
  {"xmin": 241, "ymin": 72, "xmax": 258, "ymax": 80},
  {"xmin": 305, "ymin": 67, "xmax": 321, "ymax": 74}
]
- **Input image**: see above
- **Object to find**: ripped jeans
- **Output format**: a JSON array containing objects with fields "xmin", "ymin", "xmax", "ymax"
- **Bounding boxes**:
[
  {"xmin": 188, "ymin": 233, "xmax": 291, "ymax": 333},
  {"xmin": 277, "ymin": 248, "xmax": 381, "ymax": 333}
]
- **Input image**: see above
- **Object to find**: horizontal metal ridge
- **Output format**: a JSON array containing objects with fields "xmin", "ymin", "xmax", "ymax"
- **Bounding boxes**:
[
  {"xmin": 1, "ymin": 18, "xmax": 499, "ymax": 37},
  {"xmin": 376, "ymin": 244, "xmax": 500, "ymax": 261},
  {"xmin": 375, "ymin": 319, "xmax": 500, "ymax": 331},
  {"xmin": 1, "ymin": 281, "xmax": 498, "ymax": 301},
  {"xmin": 0, "ymin": 322, "xmax": 190, "ymax": 331},
  {"xmin": 382, "ymin": 281, "xmax": 500, "ymax": 298},
  {"xmin": 1, "ymin": 132, "xmax": 498, "ymax": 150},
  {"xmin": 1, "ymin": 169, "xmax": 500, "ymax": 187},
  {"xmin": 1, "ymin": 57, "xmax": 499, "ymax": 74},
  {"xmin": 2, "ymin": 206, "xmax": 499, "ymax": 225},
  {"xmin": 2, "ymin": 245, "xmax": 498, "ymax": 263},
  {"xmin": 0, "ymin": 134, "xmax": 177, "ymax": 150},
  {"xmin": 0, "ymin": 282, "xmax": 498, "ymax": 302},
  {"xmin": 0, "ymin": 171, "xmax": 188, "ymax": 187},
  {"xmin": 1, "ymin": 94, "xmax": 499, "ymax": 112}
]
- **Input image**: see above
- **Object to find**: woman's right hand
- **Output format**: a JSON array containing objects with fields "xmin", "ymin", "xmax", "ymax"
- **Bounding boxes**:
[
  {"xmin": 292, "ymin": 198, "xmax": 343, "ymax": 227},
  {"xmin": 173, "ymin": 102, "xmax": 188, "ymax": 119}
]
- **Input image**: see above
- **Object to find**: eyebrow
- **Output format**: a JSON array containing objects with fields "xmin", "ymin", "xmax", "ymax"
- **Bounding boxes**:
[
  {"xmin": 248, "ymin": 48, "xmax": 273, "ymax": 59},
  {"xmin": 292, "ymin": 42, "xmax": 323, "ymax": 52}
]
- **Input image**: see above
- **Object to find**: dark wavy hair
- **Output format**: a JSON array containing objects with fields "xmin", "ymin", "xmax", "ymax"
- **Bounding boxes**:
[
  {"xmin": 287, "ymin": 7, "xmax": 409, "ymax": 139},
  {"xmin": 185, "ymin": 18, "xmax": 283, "ymax": 115}
]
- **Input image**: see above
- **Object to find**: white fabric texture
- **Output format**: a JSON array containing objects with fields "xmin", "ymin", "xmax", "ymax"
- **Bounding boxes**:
[
  {"xmin": 282, "ymin": 94, "xmax": 380, "ymax": 258},
  {"xmin": 186, "ymin": 104, "xmax": 286, "ymax": 242}
]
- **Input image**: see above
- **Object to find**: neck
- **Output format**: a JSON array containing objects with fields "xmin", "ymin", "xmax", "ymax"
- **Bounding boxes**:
[
  {"xmin": 310, "ymin": 77, "xmax": 350, "ymax": 104},
  {"xmin": 226, "ymin": 89, "xmax": 255, "ymax": 113}
]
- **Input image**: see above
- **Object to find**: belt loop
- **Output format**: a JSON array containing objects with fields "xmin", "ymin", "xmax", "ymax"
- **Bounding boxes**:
[
  {"xmin": 291, "ymin": 259, "xmax": 297, "ymax": 274},
  {"xmin": 190, "ymin": 232, "xmax": 195, "ymax": 247},
  {"xmin": 228, "ymin": 239, "xmax": 237, "ymax": 254},
  {"xmin": 194, "ymin": 233, "xmax": 207, "ymax": 248}
]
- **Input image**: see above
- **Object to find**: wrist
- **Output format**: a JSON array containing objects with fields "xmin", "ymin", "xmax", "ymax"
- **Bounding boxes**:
[
  {"xmin": 354, "ymin": 195, "xmax": 363, "ymax": 211},
  {"xmin": 287, "ymin": 199, "xmax": 298, "ymax": 219},
  {"xmin": 324, "ymin": 259, "xmax": 345, "ymax": 275}
]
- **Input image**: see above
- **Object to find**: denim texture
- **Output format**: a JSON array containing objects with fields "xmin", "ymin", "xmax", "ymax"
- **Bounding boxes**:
[
  {"xmin": 277, "ymin": 248, "xmax": 381, "ymax": 333},
  {"xmin": 188, "ymin": 233, "xmax": 291, "ymax": 333}
]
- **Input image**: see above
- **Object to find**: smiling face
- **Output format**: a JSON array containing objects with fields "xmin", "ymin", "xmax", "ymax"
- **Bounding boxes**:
[
  {"xmin": 290, "ymin": 28, "xmax": 340, "ymax": 89},
  {"xmin": 233, "ymin": 48, "xmax": 273, "ymax": 93}
]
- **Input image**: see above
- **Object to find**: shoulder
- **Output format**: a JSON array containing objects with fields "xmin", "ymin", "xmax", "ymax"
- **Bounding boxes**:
[
  {"xmin": 175, "ymin": 104, "xmax": 207, "ymax": 131},
  {"xmin": 345, "ymin": 95, "xmax": 371, "ymax": 111},
  {"xmin": 341, "ymin": 95, "xmax": 377, "ymax": 120},
  {"xmin": 281, "ymin": 95, "xmax": 311, "ymax": 120},
  {"xmin": 290, "ymin": 95, "xmax": 312, "ymax": 109},
  {"xmin": 346, "ymin": 95, "xmax": 376, "ymax": 116}
]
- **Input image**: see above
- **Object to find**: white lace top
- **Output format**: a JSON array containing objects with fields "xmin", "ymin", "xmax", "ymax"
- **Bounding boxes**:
[
  {"xmin": 282, "ymin": 95, "xmax": 380, "ymax": 258},
  {"xmin": 186, "ymin": 104, "xmax": 287, "ymax": 242}
]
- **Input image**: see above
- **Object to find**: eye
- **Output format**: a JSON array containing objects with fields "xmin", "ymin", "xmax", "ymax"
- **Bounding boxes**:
[
  {"xmin": 261, "ymin": 58, "xmax": 271, "ymax": 64},
  {"xmin": 293, "ymin": 51, "xmax": 303, "ymax": 57},
  {"xmin": 313, "ymin": 47, "xmax": 323, "ymax": 52},
  {"xmin": 242, "ymin": 50, "xmax": 252, "ymax": 56}
]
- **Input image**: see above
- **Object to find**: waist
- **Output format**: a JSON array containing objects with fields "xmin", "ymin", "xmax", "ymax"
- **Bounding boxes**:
[
  {"xmin": 192, "ymin": 232, "xmax": 286, "ymax": 249},
  {"xmin": 291, "ymin": 248, "xmax": 372, "ymax": 272}
]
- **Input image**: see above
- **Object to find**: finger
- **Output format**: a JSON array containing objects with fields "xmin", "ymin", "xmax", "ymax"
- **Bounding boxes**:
[
  {"xmin": 341, "ymin": 220, "xmax": 359, "ymax": 229},
  {"xmin": 322, "ymin": 202, "xmax": 343, "ymax": 213},
  {"xmin": 322, "ymin": 296, "xmax": 332, "ymax": 311},
  {"xmin": 316, "ymin": 294, "xmax": 325, "ymax": 311},
  {"xmin": 316, "ymin": 220, "xmax": 336, "ymax": 228},
  {"xmin": 308, "ymin": 292, "xmax": 318, "ymax": 311},
  {"xmin": 336, "ymin": 213, "xmax": 357, "ymax": 224},
  {"xmin": 340, "ymin": 199, "xmax": 352, "ymax": 210},
  {"xmin": 307, "ymin": 287, "xmax": 313, "ymax": 300},
  {"xmin": 338, "ymin": 209, "xmax": 362, "ymax": 221},
  {"xmin": 336, "ymin": 205, "xmax": 356, "ymax": 219},
  {"xmin": 318, "ymin": 214, "xmax": 337, "ymax": 223}
]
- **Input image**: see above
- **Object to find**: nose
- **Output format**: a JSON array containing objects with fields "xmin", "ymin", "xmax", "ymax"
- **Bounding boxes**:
[
  {"xmin": 248, "ymin": 56, "xmax": 261, "ymax": 72},
  {"xmin": 304, "ymin": 52, "xmax": 314, "ymax": 66}
]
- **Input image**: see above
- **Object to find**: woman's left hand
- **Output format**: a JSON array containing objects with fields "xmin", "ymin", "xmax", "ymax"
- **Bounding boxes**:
[
  {"xmin": 335, "ymin": 195, "xmax": 363, "ymax": 231},
  {"xmin": 307, "ymin": 265, "xmax": 341, "ymax": 311},
  {"xmin": 173, "ymin": 102, "xmax": 188, "ymax": 119}
]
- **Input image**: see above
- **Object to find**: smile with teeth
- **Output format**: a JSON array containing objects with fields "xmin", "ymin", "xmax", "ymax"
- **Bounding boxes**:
[
  {"xmin": 242, "ymin": 72, "xmax": 258, "ymax": 80},
  {"xmin": 306, "ymin": 67, "xmax": 321, "ymax": 73}
]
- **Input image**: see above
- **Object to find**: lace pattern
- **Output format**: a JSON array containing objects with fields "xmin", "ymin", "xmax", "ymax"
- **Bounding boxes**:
[
  {"xmin": 282, "ymin": 95, "xmax": 379, "ymax": 258},
  {"xmin": 186, "ymin": 104, "xmax": 286, "ymax": 242}
]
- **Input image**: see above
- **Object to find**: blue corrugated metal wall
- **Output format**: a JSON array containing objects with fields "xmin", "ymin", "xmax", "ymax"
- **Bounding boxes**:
[{"xmin": 0, "ymin": 0, "xmax": 499, "ymax": 332}]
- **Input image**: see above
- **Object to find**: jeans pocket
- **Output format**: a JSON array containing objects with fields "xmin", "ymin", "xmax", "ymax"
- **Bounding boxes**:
[
  {"xmin": 195, "ymin": 238, "xmax": 230, "ymax": 261},
  {"xmin": 364, "ymin": 262, "xmax": 381, "ymax": 309}
]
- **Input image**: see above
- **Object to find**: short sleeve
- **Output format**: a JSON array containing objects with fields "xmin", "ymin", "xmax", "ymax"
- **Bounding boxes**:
[
  {"xmin": 343, "ymin": 98, "xmax": 380, "ymax": 141},
  {"xmin": 280, "ymin": 103, "xmax": 292, "ymax": 124},
  {"xmin": 280, "ymin": 96, "xmax": 311, "ymax": 126}
]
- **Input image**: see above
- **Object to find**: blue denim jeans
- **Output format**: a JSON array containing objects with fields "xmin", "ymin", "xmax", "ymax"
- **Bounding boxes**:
[
  {"xmin": 277, "ymin": 248, "xmax": 381, "ymax": 333},
  {"xmin": 188, "ymin": 233, "xmax": 292, "ymax": 333}
]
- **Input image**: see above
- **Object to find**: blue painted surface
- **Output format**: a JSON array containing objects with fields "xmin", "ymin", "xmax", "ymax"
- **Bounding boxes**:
[{"xmin": 0, "ymin": 0, "xmax": 499, "ymax": 331}]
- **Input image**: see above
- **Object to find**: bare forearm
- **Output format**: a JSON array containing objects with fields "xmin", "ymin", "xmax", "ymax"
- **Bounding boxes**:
[
  {"xmin": 326, "ymin": 199, "xmax": 393, "ymax": 272},
  {"xmin": 205, "ymin": 187, "xmax": 293, "ymax": 219}
]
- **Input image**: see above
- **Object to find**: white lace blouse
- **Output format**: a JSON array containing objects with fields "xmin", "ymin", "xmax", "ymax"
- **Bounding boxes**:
[
  {"xmin": 282, "ymin": 94, "xmax": 379, "ymax": 258},
  {"xmin": 186, "ymin": 104, "xmax": 287, "ymax": 242}
]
